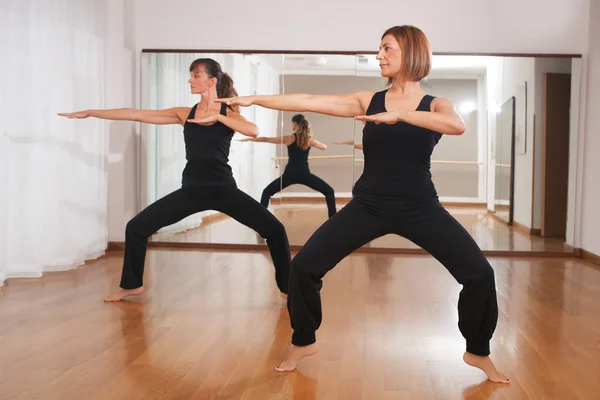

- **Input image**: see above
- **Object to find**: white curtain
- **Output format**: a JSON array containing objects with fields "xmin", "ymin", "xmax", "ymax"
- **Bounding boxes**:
[
  {"xmin": 249, "ymin": 57, "xmax": 282, "ymax": 199},
  {"xmin": 144, "ymin": 53, "xmax": 280, "ymax": 236},
  {"xmin": 0, "ymin": 0, "xmax": 109, "ymax": 285}
]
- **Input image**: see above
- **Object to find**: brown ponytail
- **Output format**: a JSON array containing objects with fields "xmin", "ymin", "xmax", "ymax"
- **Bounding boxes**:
[
  {"xmin": 217, "ymin": 73, "xmax": 239, "ymax": 112},
  {"xmin": 189, "ymin": 58, "xmax": 240, "ymax": 112},
  {"xmin": 292, "ymin": 114, "xmax": 312, "ymax": 150}
]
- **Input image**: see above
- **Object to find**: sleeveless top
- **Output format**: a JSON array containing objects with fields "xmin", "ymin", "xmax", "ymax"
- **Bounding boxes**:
[
  {"xmin": 181, "ymin": 103, "xmax": 236, "ymax": 187},
  {"xmin": 353, "ymin": 90, "xmax": 442, "ymax": 199},
  {"xmin": 284, "ymin": 133, "xmax": 310, "ymax": 173}
]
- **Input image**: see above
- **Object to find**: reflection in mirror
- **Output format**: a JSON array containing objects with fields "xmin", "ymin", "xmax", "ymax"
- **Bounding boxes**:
[
  {"xmin": 276, "ymin": 54, "xmax": 357, "ymax": 246},
  {"xmin": 494, "ymin": 96, "xmax": 515, "ymax": 224},
  {"xmin": 141, "ymin": 52, "xmax": 215, "ymax": 243},
  {"xmin": 141, "ymin": 52, "xmax": 284, "ymax": 244},
  {"xmin": 140, "ymin": 52, "xmax": 581, "ymax": 255},
  {"xmin": 353, "ymin": 54, "xmax": 490, "ymax": 250},
  {"xmin": 351, "ymin": 55, "xmax": 580, "ymax": 253}
]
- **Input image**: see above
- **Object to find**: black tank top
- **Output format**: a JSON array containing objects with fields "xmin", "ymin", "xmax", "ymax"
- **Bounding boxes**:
[
  {"xmin": 353, "ymin": 90, "xmax": 442, "ymax": 198},
  {"xmin": 284, "ymin": 133, "xmax": 310, "ymax": 173},
  {"xmin": 181, "ymin": 103, "xmax": 236, "ymax": 187}
]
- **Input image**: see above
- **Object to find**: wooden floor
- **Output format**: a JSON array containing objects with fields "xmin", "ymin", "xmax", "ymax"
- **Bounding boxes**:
[
  {"xmin": 152, "ymin": 204, "xmax": 572, "ymax": 254},
  {"xmin": 1, "ymin": 249, "xmax": 599, "ymax": 399}
]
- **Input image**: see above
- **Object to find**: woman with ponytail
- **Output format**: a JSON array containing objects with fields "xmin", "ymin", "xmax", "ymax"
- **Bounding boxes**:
[
  {"xmin": 58, "ymin": 58, "xmax": 291, "ymax": 302},
  {"xmin": 242, "ymin": 114, "xmax": 337, "ymax": 218}
]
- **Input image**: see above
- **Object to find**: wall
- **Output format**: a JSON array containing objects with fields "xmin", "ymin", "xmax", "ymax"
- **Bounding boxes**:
[
  {"xmin": 131, "ymin": 0, "xmax": 589, "ymax": 54},
  {"xmin": 120, "ymin": 0, "xmax": 592, "ymax": 246},
  {"xmin": 580, "ymin": 0, "xmax": 600, "ymax": 255}
]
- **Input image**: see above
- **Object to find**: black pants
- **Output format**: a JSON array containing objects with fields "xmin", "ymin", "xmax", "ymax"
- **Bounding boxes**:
[
  {"xmin": 120, "ymin": 185, "xmax": 291, "ymax": 294},
  {"xmin": 261, "ymin": 170, "xmax": 337, "ymax": 218},
  {"xmin": 288, "ymin": 195, "xmax": 498, "ymax": 356}
]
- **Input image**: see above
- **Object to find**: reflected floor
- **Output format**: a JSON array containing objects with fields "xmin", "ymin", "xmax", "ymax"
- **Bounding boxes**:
[{"xmin": 151, "ymin": 203, "xmax": 572, "ymax": 253}]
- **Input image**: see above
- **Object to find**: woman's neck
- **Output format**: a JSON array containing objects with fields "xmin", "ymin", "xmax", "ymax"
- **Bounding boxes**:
[
  {"xmin": 198, "ymin": 88, "xmax": 219, "ymax": 111},
  {"xmin": 388, "ymin": 80, "xmax": 424, "ymax": 95}
]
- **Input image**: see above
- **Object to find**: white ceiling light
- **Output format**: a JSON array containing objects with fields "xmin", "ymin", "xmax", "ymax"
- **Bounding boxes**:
[
  {"xmin": 307, "ymin": 56, "xmax": 327, "ymax": 66},
  {"xmin": 458, "ymin": 101, "xmax": 477, "ymax": 114}
]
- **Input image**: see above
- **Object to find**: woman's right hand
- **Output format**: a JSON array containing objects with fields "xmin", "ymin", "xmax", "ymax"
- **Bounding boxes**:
[
  {"xmin": 57, "ymin": 110, "xmax": 90, "ymax": 119},
  {"xmin": 215, "ymin": 96, "xmax": 254, "ymax": 107}
]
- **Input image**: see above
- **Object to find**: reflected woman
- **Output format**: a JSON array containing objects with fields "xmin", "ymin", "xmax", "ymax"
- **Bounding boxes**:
[{"xmin": 242, "ymin": 114, "xmax": 337, "ymax": 218}]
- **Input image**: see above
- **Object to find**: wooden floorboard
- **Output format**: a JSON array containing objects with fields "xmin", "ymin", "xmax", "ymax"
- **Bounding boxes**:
[{"xmin": 1, "ymin": 249, "xmax": 599, "ymax": 399}]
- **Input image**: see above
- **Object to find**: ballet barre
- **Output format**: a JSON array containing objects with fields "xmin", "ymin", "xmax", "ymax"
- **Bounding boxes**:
[
  {"xmin": 353, "ymin": 159, "xmax": 484, "ymax": 165},
  {"xmin": 272, "ymin": 155, "xmax": 354, "ymax": 160},
  {"xmin": 495, "ymin": 163, "xmax": 512, "ymax": 168}
]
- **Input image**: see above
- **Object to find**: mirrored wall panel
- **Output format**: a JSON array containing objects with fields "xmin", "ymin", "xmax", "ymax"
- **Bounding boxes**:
[{"xmin": 140, "ymin": 52, "xmax": 581, "ymax": 253}]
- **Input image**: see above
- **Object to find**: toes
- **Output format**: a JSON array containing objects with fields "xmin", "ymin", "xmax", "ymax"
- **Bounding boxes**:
[{"xmin": 275, "ymin": 362, "xmax": 296, "ymax": 372}]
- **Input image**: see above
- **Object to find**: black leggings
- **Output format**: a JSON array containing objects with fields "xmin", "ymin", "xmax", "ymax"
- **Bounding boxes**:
[
  {"xmin": 120, "ymin": 185, "xmax": 291, "ymax": 294},
  {"xmin": 287, "ymin": 195, "xmax": 498, "ymax": 356},
  {"xmin": 261, "ymin": 170, "xmax": 337, "ymax": 218}
]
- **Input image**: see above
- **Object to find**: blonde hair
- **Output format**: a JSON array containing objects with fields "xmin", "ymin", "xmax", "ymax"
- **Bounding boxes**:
[
  {"xmin": 292, "ymin": 114, "xmax": 312, "ymax": 150},
  {"xmin": 381, "ymin": 25, "xmax": 432, "ymax": 85}
]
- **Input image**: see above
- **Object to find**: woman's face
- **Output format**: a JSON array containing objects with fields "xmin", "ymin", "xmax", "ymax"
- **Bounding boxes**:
[
  {"xmin": 188, "ymin": 65, "xmax": 216, "ymax": 94},
  {"xmin": 376, "ymin": 34, "xmax": 402, "ymax": 78}
]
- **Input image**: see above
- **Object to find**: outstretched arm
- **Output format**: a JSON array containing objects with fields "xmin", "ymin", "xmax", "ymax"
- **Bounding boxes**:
[
  {"xmin": 216, "ymin": 91, "xmax": 374, "ymax": 118},
  {"xmin": 333, "ymin": 140, "xmax": 363, "ymax": 150},
  {"xmin": 309, "ymin": 137, "xmax": 327, "ymax": 150},
  {"xmin": 354, "ymin": 98, "xmax": 465, "ymax": 135},
  {"xmin": 240, "ymin": 135, "xmax": 295, "ymax": 145},
  {"xmin": 58, "ymin": 107, "xmax": 190, "ymax": 126}
]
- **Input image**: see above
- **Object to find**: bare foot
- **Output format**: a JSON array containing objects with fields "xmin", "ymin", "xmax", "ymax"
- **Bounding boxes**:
[
  {"xmin": 280, "ymin": 292, "xmax": 288, "ymax": 300},
  {"xmin": 104, "ymin": 287, "xmax": 144, "ymax": 302},
  {"xmin": 275, "ymin": 343, "xmax": 319, "ymax": 372},
  {"xmin": 463, "ymin": 352, "xmax": 510, "ymax": 383}
]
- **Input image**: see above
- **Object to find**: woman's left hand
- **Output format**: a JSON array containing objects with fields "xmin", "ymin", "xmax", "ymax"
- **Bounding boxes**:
[
  {"xmin": 354, "ymin": 111, "xmax": 402, "ymax": 124},
  {"xmin": 188, "ymin": 114, "xmax": 220, "ymax": 125}
]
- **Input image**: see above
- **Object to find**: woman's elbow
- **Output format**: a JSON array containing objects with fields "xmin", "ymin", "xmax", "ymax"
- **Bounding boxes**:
[
  {"xmin": 247, "ymin": 125, "xmax": 259, "ymax": 137},
  {"xmin": 452, "ymin": 121, "xmax": 466, "ymax": 135}
]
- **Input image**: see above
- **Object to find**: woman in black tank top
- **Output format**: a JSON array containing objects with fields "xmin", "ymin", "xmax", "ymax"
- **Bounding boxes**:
[
  {"xmin": 218, "ymin": 26, "xmax": 508, "ymax": 383},
  {"xmin": 58, "ymin": 58, "xmax": 291, "ymax": 303},
  {"xmin": 241, "ymin": 114, "xmax": 337, "ymax": 218}
]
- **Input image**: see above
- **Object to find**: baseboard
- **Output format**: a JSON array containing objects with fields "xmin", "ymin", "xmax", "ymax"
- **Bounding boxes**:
[
  {"xmin": 513, "ymin": 220, "xmax": 534, "ymax": 235},
  {"xmin": 271, "ymin": 197, "xmax": 484, "ymax": 207},
  {"xmin": 107, "ymin": 240, "xmax": 577, "ymax": 258},
  {"xmin": 579, "ymin": 248, "xmax": 600, "ymax": 265},
  {"xmin": 107, "ymin": 242, "xmax": 125, "ymax": 251},
  {"xmin": 490, "ymin": 213, "xmax": 541, "ymax": 237},
  {"xmin": 565, "ymin": 244, "xmax": 581, "ymax": 257},
  {"xmin": 201, "ymin": 212, "xmax": 228, "ymax": 224},
  {"xmin": 270, "ymin": 197, "xmax": 351, "ymax": 205},
  {"xmin": 441, "ymin": 202, "xmax": 486, "ymax": 208}
]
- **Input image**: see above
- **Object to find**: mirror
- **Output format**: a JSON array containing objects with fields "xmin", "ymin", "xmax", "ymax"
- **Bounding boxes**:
[
  {"xmin": 265, "ymin": 54, "xmax": 357, "ymax": 247},
  {"xmin": 140, "ymin": 52, "xmax": 581, "ymax": 254},
  {"xmin": 494, "ymin": 96, "xmax": 515, "ymax": 224}
]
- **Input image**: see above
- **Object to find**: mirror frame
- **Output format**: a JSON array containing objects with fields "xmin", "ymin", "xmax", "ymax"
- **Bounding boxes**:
[{"xmin": 124, "ymin": 49, "xmax": 582, "ymax": 256}]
